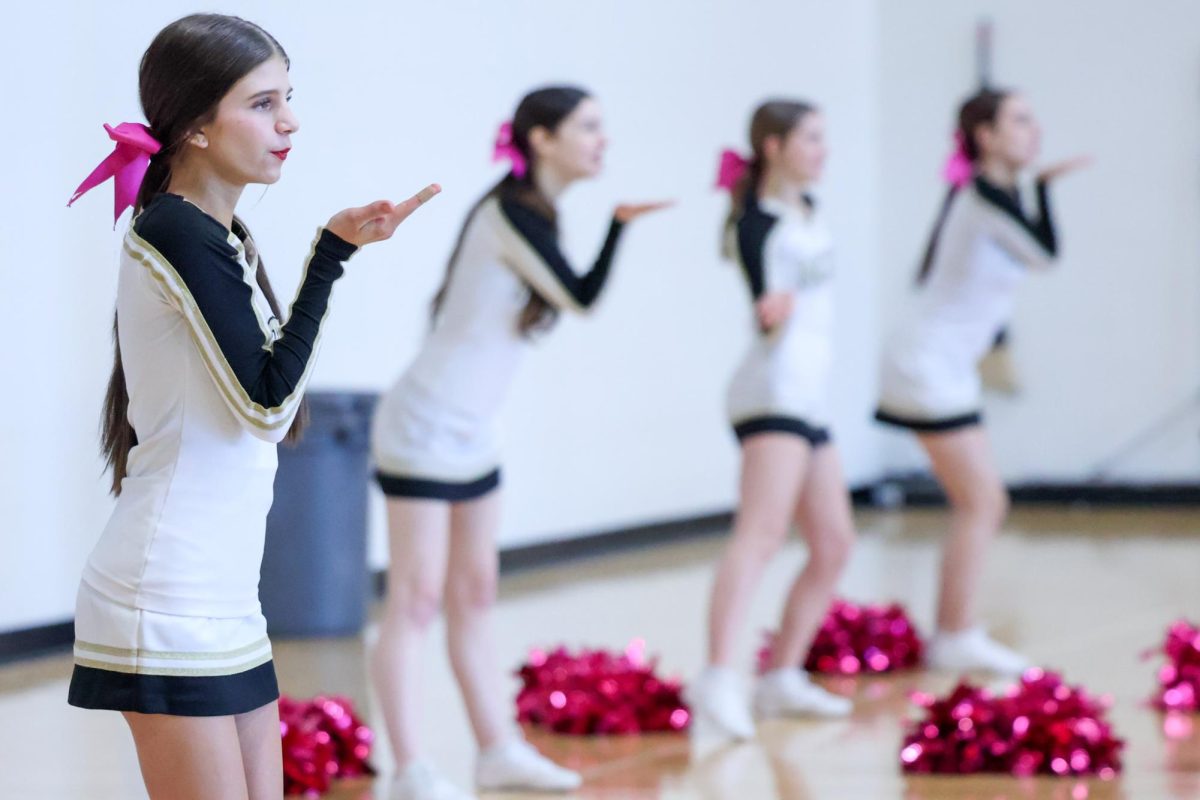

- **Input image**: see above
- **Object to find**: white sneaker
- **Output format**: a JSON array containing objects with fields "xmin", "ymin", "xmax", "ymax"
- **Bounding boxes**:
[
  {"xmin": 753, "ymin": 669, "xmax": 852, "ymax": 719},
  {"xmin": 475, "ymin": 737, "xmax": 582, "ymax": 792},
  {"xmin": 685, "ymin": 666, "xmax": 756, "ymax": 741},
  {"xmin": 390, "ymin": 760, "xmax": 477, "ymax": 800},
  {"xmin": 926, "ymin": 626, "xmax": 1031, "ymax": 676}
]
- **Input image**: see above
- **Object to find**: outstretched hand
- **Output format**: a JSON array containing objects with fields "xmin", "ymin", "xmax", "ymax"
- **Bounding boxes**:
[
  {"xmin": 326, "ymin": 183, "xmax": 442, "ymax": 247},
  {"xmin": 614, "ymin": 200, "xmax": 675, "ymax": 224},
  {"xmin": 1036, "ymin": 156, "xmax": 1092, "ymax": 184}
]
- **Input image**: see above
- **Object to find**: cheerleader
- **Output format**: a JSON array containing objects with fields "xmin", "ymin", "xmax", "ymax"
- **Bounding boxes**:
[
  {"xmin": 876, "ymin": 88, "xmax": 1088, "ymax": 674},
  {"xmin": 688, "ymin": 100, "xmax": 857, "ymax": 742},
  {"xmin": 66, "ymin": 14, "xmax": 438, "ymax": 799},
  {"xmin": 369, "ymin": 86, "xmax": 668, "ymax": 799}
]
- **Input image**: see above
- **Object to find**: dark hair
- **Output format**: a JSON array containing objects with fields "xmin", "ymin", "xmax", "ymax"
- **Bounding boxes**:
[
  {"xmin": 103, "ymin": 14, "xmax": 297, "ymax": 495},
  {"xmin": 916, "ymin": 88, "xmax": 1012, "ymax": 284},
  {"xmin": 431, "ymin": 85, "xmax": 591, "ymax": 337},
  {"xmin": 723, "ymin": 99, "xmax": 818, "ymax": 243}
]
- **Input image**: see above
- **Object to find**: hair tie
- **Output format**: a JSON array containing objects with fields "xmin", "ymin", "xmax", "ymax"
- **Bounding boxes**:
[
  {"xmin": 715, "ymin": 148, "xmax": 751, "ymax": 191},
  {"xmin": 492, "ymin": 120, "xmax": 527, "ymax": 178},
  {"xmin": 68, "ymin": 123, "xmax": 163, "ymax": 226},
  {"xmin": 942, "ymin": 130, "xmax": 973, "ymax": 188}
]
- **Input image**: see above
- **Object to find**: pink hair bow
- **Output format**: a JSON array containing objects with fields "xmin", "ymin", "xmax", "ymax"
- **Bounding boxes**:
[
  {"xmin": 942, "ymin": 130, "xmax": 973, "ymax": 189},
  {"xmin": 68, "ymin": 123, "xmax": 163, "ymax": 226},
  {"xmin": 492, "ymin": 120, "xmax": 527, "ymax": 179},
  {"xmin": 715, "ymin": 148, "xmax": 750, "ymax": 191}
]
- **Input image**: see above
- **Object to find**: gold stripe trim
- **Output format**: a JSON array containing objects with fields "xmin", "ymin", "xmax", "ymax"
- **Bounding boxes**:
[
  {"xmin": 74, "ymin": 651, "xmax": 273, "ymax": 678},
  {"xmin": 128, "ymin": 228, "xmax": 333, "ymax": 426},
  {"xmin": 241, "ymin": 256, "xmax": 278, "ymax": 346},
  {"xmin": 75, "ymin": 637, "xmax": 270, "ymax": 662},
  {"xmin": 490, "ymin": 199, "xmax": 585, "ymax": 314},
  {"xmin": 126, "ymin": 232, "xmax": 298, "ymax": 423},
  {"xmin": 124, "ymin": 236, "xmax": 298, "ymax": 431}
]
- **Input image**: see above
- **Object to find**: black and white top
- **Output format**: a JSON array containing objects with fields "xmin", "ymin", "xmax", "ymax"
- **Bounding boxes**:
[
  {"xmin": 70, "ymin": 194, "xmax": 355, "ymax": 712},
  {"xmin": 371, "ymin": 189, "xmax": 624, "ymax": 496},
  {"xmin": 725, "ymin": 192, "xmax": 836, "ymax": 441},
  {"xmin": 877, "ymin": 176, "xmax": 1056, "ymax": 428}
]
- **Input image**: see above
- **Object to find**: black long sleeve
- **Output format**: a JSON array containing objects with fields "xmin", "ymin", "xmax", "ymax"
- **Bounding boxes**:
[
  {"xmin": 131, "ymin": 194, "xmax": 356, "ymax": 439},
  {"xmin": 498, "ymin": 196, "xmax": 625, "ymax": 311}
]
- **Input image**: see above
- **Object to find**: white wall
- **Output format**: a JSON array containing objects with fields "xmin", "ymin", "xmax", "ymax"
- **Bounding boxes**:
[
  {"xmin": 875, "ymin": 0, "xmax": 1200, "ymax": 482},
  {"xmin": 0, "ymin": 0, "xmax": 882, "ymax": 631},
  {"xmin": 0, "ymin": 4, "xmax": 137, "ymax": 635},
  {"xmin": 7, "ymin": 0, "xmax": 1198, "ymax": 635}
]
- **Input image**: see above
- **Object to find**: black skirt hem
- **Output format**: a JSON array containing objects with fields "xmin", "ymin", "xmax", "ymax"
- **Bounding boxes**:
[
  {"xmin": 375, "ymin": 468, "xmax": 501, "ymax": 501},
  {"xmin": 874, "ymin": 408, "xmax": 983, "ymax": 433},
  {"xmin": 67, "ymin": 660, "xmax": 280, "ymax": 717},
  {"xmin": 733, "ymin": 415, "xmax": 832, "ymax": 447}
]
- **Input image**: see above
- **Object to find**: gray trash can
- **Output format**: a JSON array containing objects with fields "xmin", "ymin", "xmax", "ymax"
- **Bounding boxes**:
[{"xmin": 260, "ymin": 391, "xmax": 378, "ymax": 636}]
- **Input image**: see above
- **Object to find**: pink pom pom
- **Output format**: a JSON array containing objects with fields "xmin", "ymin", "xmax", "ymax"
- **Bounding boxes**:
[
  {"xmin": 899, "ymin": 670, "xmax": 1124, "ymax": 777},
  {"xmin": 757, "ymin": 598, "xmax": 924, "ymax": 676},
  {"xmin": 1148, "ymin": 619, "xmax": 1200, "ymax": 712},
  {"xmin": 515, "ymin": 642, "xmax": 690, "ymax": 736},
  {"xmin": 280, "ymin": 695, "xmax": 375, "ymax": 796}
]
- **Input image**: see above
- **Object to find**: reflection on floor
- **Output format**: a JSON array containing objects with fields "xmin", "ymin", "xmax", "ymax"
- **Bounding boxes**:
[{"xmin": 3, "ymin": 508, "xmax": 1198, "ymax": 799}]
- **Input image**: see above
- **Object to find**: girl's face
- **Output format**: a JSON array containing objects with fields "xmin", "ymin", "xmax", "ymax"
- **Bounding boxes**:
[
  {"xmin": 769, "ymin": 111, "xmax": 827, "ymax": 186},
  {"xmin": 977, "ymin": 94, "xmax": 1040, "ymax": 170},
  {"xmin": 190, "ymin": 55, "xmax": 298, "ymax": 186},
  {"xmin": 531, "ymin": 97, "xmax": 607, "ymax": 181}
]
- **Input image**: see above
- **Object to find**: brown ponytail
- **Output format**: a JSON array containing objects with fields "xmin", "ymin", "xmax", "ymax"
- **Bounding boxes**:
[
  {"xmin": 723, "ymin": 100, "xmax": 817, "ymax": 254},
  {"xmin": 915, "ymin": 88, "xmax": 1011, "ymax": 285},
  {"xmin": 431, "ymin": 86, "xmax": 590, "ymax": 338}
]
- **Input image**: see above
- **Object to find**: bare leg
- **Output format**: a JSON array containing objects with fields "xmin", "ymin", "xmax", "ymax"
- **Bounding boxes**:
[
  {"xmin": 707, "ymin": 434, "xmax": 810, "ymax": 667},
  {"xmin": 123, "ymin": 711, "xmax": 249, "ymax": 800},
  {"xmin": 917, "ymin": 426, "xmax": 1010, "ymax": 632},
  {"xmin": 236, "ymin": 700, "xmax": 284, "ymax": 800},
  {"xmin": 767, "ymin": 445, "xmax": 857, "ymax": 670},
  {"xmin": 369, "ymin": 497, "xmax": 452, "ymax": 767},
  {"xmin": 444, "ymin": 489, "xmax": 509, "ymax": 751}
]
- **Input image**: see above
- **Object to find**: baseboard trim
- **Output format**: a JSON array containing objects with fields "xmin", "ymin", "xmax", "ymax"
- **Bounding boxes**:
[
  {"xmin": 1012, "ymin": 482, "xmax": 1200, "ymax": 505},
  {"xmin": 499, "ymin": 510, "xmax": 733, "ymax": 573},
  {"xmin": 856, "ymin": 476, "xmax": 1200, "ymax": 508},
  {"xmin": 371, "ymin": 510, "xmax": 733, "ymax": 597},
  {"xmin": 9, "ymin": 480, "xmax": 1199, "ymax": 664}
]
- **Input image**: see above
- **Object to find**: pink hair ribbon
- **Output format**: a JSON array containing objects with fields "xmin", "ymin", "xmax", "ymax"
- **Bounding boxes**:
[
  {"xmin": 715, "ymin": 148, "xmax": 750, "ymax": 191},
  {"xmin": 942, "ymin": 130, "xmax": 973, "ymax": 189},
  {"xmin": 492, "ymin": 120, "xmax": 527, "ymax": 178},
  {"xmin": 68, "ymin": 123, "xmax": 162, "ymax": 226}
]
